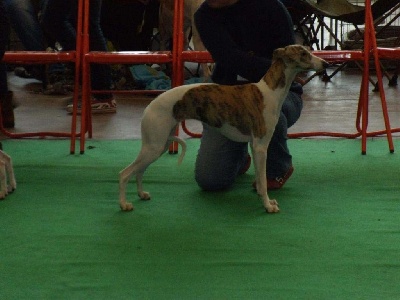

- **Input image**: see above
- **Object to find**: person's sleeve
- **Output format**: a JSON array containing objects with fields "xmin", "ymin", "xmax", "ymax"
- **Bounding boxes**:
[
  {"xmin": 194, "ymin": 2, "xmax": 295, "ymax": 82},
  {"xmin": 194, "ymin": 9, "xmax": 271, "ymax": 82}
]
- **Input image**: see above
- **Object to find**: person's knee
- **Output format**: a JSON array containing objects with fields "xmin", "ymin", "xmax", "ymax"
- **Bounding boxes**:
[{"xmin": 195, "ymin": 171, "xmax": 235, "ymax": 191}]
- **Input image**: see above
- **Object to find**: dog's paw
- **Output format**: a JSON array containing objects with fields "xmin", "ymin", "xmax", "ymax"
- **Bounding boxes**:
[
  {"xmin": 265, "ymin": 199, "xmax": 279, "ymax": 213},
  {"xmin": 0, "ymin": 188, "xmax": 7, "ymax": 199},
  {"xmin": 139, "ymin": 191, "xmax": 151, "ymax": 201},
  {"xmin": 120, "ymin": 202, "xmax": 134, "ymax": 211},
  {"xmin": 7, "ymin": 185, "xmax": 15, "ymax": 193}
]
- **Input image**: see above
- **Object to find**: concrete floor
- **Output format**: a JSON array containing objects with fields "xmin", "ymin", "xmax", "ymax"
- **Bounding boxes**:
[{"xmin": 2, "ymin": 66, "xmax": 400, "ymax": 144}]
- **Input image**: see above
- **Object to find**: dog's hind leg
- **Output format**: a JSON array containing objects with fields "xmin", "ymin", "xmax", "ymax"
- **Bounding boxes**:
[
  {"xmin": 119, "ymin": 132, "xmax": 185, "ymax": 211},
  {"xmin": 119, "ymin": 147, "xmax": 163, "ymax": 211},
  {"xmin": 119, "ymin": 161, "xmax": 140, "ymax": 211}
]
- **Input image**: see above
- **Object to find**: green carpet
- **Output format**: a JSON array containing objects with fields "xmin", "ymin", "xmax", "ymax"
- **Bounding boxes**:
[{"xmin": 1, "ymin": 138, "xmax": 400, "ymax": 299}]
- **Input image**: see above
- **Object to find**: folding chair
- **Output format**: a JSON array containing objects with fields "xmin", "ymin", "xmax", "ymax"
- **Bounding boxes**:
[
  {"xmin": 284, "ymin": 1, "xmax": 322, "ymax": 49},
  {"xmin": 1, "ymin": 0, "xmax": 85, "ymax": 154},
  {"xmin": 288, "ymin": 0, "xmax": 395, "ymax": 154},
  {"xmin": 293, "ymin": 0, "xmax": 400, "ymax": 87}
]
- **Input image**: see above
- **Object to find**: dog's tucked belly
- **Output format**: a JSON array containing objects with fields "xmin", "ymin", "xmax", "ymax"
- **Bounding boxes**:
[
  {"xmin": 215, "ymin": 123, "xmax": 251, "ymax": 142},
  {"xmin": 172, "ymin": 84, "xmax": 267, "ymax": 138}
]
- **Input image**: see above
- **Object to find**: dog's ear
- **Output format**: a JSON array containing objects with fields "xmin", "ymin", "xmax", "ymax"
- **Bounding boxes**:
[{"xmin": 272, "ymin": 47, "xmax": 286, "ymax": 61}]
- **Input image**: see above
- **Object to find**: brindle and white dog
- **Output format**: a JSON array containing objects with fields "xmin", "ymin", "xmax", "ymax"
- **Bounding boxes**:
[
  {"xmin": 119, "ymin": 45, "xmax": 328, "ymax": 213},
  {"xmin": 0, "ymin": 142, "xmax": 16, "ymax": 199}
]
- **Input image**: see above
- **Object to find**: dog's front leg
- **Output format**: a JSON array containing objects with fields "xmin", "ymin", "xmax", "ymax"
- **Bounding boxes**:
[
  {"xmin": 0, "ymin": 160, "xmax": 6, "ymax": 199},
  {"xmin": 119, "ymin": 162, "xmax": 137, "ymax": 211},
  {"xmin": 3, "ymin": 151, "xmax": 16, "ymax": 192},
  {"xmin": 252, "ymin": 139, "xmax": 279, "ymax": 213},
  {"xmin": 0, "ymin": 150, "xmax": 15, "ymax": 198}
]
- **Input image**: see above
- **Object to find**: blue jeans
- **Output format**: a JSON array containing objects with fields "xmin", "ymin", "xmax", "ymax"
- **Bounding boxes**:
[
  {"xmin": 4, "ymin": 0, "xmax": 46, "ymax": 51},
  {"xmin": 4, "ymin": 0, "xmax": 48, "ymax": 85},
  {"xmin": 195, "ymin": 91, "xmax": 303, "ymax": 191},
  {"xmin": 41, "ymin": 0, "xmax": 112, "ymax": 99}
]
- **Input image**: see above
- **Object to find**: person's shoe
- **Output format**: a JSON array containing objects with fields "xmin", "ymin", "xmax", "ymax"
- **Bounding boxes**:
[
  {"xmin": 66, "ymin": 97, "xmax": 117, "ymax": 114},
  {"xmin": 252, "ymin": 166, "xmax": 294, "ymax": 190},
  {"xmin": 238, "ymin": 154, "xmax": 251, "ymax": 175},
  {"xmin": 14, "ymin": 67, "xmax": 32, "ymax": 79},
  {"xmin": 0, "ymin": 91, "xmax": 15, "ymax": 128}
]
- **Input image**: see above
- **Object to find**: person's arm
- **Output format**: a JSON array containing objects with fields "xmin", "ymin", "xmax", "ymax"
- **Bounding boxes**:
[
  {"xmin": 194, "ymin": 1, "xmax": 295, "ymax": 82},
  {"xmin": 195, "ymin": 10, "xmax": 269, "ymax": 82}
]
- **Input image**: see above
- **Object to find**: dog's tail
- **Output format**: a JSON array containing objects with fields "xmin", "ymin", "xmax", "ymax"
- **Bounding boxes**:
[{"xmin": 168, "ymin": 136, "xmax": 187, "ymax": 165}]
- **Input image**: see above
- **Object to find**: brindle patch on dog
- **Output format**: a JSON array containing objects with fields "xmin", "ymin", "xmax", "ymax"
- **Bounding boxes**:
[
  {"xmin": 173, "ymin": 84, "xmax": 266, "ymax": 137},
  {"xmin": 263, "ymin": 59, "xmax": 286, "ymax": 90}
]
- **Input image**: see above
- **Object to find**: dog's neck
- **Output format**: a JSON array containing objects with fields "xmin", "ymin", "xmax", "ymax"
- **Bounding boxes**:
[{"xmin": 261, "ymin": 59, "xmax": 299, "ymax": 92}]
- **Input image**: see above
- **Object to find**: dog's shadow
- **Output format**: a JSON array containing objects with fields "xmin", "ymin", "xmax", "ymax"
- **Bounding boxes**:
[{"xmin": 188, "ymin": 182, "xmax": 272, "ymax": 218}]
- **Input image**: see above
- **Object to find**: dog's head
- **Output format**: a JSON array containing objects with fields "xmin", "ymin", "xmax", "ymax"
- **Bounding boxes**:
[{"xmin": 272, "ymin": 45, "xmax": 329, "ymax": 72}]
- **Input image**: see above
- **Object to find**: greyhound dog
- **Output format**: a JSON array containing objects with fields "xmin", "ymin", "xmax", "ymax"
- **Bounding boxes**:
[
  {"xmin": 119, "ymin": 45, "xmax": 328, "ymax": 213},
  {"xmin": 0, "ymin": 142, "xmax": 16, "ymax": 199}
]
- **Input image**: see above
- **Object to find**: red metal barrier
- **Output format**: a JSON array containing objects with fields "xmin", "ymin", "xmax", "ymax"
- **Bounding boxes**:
[
  {"xmin": 288, "ymin": 0, "xmax": 394, "ymax": 154},
  {"xmin": 78, "ymin": 0, "xmax": 398, "ymax": 155},
  {"xmin": 77, "ymin": 0, "xmax": 176, "ymax": 154},
  {"xmin": 1, "ymin": 0, "xmax": 84, "ymax": 154},
  {"xmin": 176, "ymin": 1, "xmax": 396, "ymax": 154}
]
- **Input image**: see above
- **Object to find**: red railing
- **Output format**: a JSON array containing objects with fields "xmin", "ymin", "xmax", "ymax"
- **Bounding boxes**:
[
  {"xmin": 1, "ymin": 0, "xmax": 85, "ymax": 154},
  {"xmin": 3, "ymin": 0, "xmax": 400, "ymax": 155}
]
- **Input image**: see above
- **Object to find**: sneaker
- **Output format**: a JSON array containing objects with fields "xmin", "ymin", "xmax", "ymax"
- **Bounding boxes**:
[
  {"xmin": 66, "ymin": 98, "xmax": 117, "ymax": 114},
  {"xmin": 252, "ymin": 166, "xmax": 294, "ymax": 190},
  {"xmin": 238, "ymin": 154, "xmax": 251, "ymax": 175}
]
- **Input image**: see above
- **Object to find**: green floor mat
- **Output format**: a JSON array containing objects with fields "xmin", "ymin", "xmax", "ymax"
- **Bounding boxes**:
[{"xmin": 1, "ymin": 138, "xmax": 399, "ymax": 299}]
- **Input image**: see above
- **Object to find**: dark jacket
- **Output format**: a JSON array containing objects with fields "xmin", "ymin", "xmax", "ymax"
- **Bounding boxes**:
[
  {"xmin": 194, "ymin": 0, "xmax": 302, "ymax": 95},
  {"xmin": 0, "ymin": 0, "xmax": 10, "ymax": 59}
]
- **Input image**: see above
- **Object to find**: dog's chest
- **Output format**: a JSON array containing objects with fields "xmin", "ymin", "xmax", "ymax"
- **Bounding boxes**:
[{"xmin": 172, "ymin": 84, "xmax": 267, "ymax": 138}]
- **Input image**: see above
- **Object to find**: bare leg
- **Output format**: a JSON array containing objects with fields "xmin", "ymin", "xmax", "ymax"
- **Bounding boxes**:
[{"xmin": 119, "ymin": 147, "xmax": 163, "ymax": 211}]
